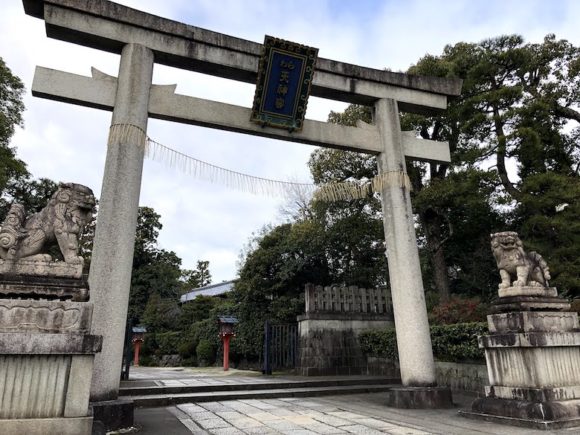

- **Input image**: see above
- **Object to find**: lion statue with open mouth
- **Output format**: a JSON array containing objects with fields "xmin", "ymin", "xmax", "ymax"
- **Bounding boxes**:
[{"xmin": 490, "ymin": 231, "xmax": 551, "ymax": 289}]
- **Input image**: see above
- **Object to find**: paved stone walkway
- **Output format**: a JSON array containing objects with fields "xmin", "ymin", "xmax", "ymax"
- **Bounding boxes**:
[
  {"xmin": 168, "ymin": 397, "xmax": 432, "ymax": 434},
  {"xmin": 159, "ymin": 394, "xmax": 578, "ymax": 435},
  {"xmin": 128, "ymin": 368, "xmax": 579, "ymax": 435}
]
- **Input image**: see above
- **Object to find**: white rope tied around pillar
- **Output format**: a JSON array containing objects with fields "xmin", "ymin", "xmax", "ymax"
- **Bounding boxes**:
[
  {"xmin": 311, "ymin": 171, "xmax": 412, "ymax": 202},
  {"xmin": 107, "ymin": 123, "xmax": 147, "ymax": 148},
  {"xmin": 107, "ymin": 123, "xmax": 411, "ymax": 201},
  {"xmin": 372, "ymin": 171, "xmax": 413, "ymax": 193}
]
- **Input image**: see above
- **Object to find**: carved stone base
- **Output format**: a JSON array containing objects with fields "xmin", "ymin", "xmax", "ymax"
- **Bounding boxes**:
[
  {"xmin": 490, "ymin": 294, "xmax": 570, "ymax": 313},
  {"xmin": 0, "ymin": 273, "xmax": 89, "ymax": 301},
  {"xmin": 0, "ymin": 258, "xmax": 83, "ymax": 279},
  {"xmin": 461, "ymin": 396, "xmax": 580, "ymax": 430},
  {"xmin": 0, "ymin": 416, "xmax": 93, "ymax": 435},
  {"xmin": 486, "ymin": 385, "xmax": 580, "ymax": 402},
  {"xmin": 91, "ymin": 399, "xmax": 135, "ymax": 433},
  {"xmin": 480, "ymin": 332, "xmax": 580, "ymax": 387},
  {"xmin": 487, "ymin": 311, "xmax": 579, "ymax": 334},
  {"xmin": 0, "ymin": 299, "xmax": 93, "ymax": 333},
  {"xmin": 463, "ymin": 304, "xmax": 580, "ymax": 430},
  {"xmin": 384, "ymin": 386, "xmax": 453, "ymax": 409},
  {"xmin": 498, "ymin": 286, "xmax": 557, "ymax": 298}
]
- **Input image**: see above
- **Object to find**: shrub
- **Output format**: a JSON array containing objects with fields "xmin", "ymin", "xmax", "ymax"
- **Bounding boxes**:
[
  {"xmin": 359, "ymin": 322, "xmax": 487, "ymax": 363},
  {"xmin": 140, "ymin": 333, "xmax": 158, "ymax": 357},
  {"xmin": 178, "ymin": 339, "xmax": 196, "ymax": 359},
  {"xmin": 196, "ymin": 339, "xmax": 216, "ymax": 366},
  {"xmin": 430, "ymin": 322, "xmax": 487, "ymax": 362},
  {"xmin": 359, "ymin": 328, "xmax": 398, "ymax": 360},
  {"xmin": 138, "ymin": 355, "xmax": 155, "ymax": 367},
  {"xmin": 155, "ymin": 332, "xmax": 181, "ymax": 355},
  {"xmin": 429, "ymin": 296, "xmax": 488, "ymax": 325}
]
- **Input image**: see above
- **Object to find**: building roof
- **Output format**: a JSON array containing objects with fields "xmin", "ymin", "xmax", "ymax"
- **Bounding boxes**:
[
  {"xmin": 180, "ymin": 280, "xmax": 236, "ymax": 303},
  {"xmin": 218, "ymin": 316, "xmax": 239, "ymax": 324}
]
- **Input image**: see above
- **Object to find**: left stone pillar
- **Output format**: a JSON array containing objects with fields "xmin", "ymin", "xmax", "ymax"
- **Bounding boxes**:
[{"xmin": 89, "ymin": 44, "xmax": 154, "ymax": 402}]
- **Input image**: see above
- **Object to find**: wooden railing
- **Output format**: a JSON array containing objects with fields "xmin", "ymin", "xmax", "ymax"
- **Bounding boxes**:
[{"xmin": 304, "ymin": 284, "xmax": 392, "ymax": 314}]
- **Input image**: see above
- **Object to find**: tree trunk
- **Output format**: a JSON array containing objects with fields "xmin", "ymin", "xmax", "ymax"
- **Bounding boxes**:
[
  {"xmin": 493, "ymin": 105, "xmax": 522, "ymax": 200},
  {"xmin": 420, "ymin": 209, "xmax": 451, "ymax": 303},
  {"xmin": 431, "ymin": 244, "xmax": 450, "ymax": 303}
]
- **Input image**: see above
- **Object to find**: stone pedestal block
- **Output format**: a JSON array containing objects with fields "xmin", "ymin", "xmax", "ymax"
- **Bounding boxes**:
[
  {"xmin": 0, "ymin": 416, "xmax": 93, "ymax": 435},
  {"xmin": 490, "ymin": 290, "xmax": 570, "ymax": 313},
  {"xmin": 487, "ymin": 311, "xmax": 578, "ymax": 334},
  {"xmin": 0, "ymin": 298, "xmax": 102, "ymax": 435},
  {"xmin": 0, "ymin": 272, "xmax": 89, "ymax": 301},
  {"xmin": 461, "ymin": 293, "xmax": 580, "ymax": 429},
  {"xmin": 91, "ymin": 399, "xmax": 135, "ymax": 433},
  {"xmin": 0, "ymin": 299, "xmax": 94, "ymax": 333},
  {"xmin": 297, "ymin": 312, "xmax": 394, "ymax": 376},
  {"xmin": 384, "ymin": 386, "xmax": 453, "ymax": 409}
]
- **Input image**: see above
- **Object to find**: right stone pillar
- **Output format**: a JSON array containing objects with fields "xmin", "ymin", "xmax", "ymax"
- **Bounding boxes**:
[
  {"xmin": 374, "ymin": 98, "xmax": 452, "ymax": 408},
  {"xmin": 461, "ymin": 232, "xmax": 580, "ymax": 429}
]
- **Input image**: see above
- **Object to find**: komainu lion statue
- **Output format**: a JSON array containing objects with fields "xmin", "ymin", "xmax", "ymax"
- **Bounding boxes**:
[
  {"xmin": 491, "ymin": 231, "xmax": 551, "ymax": 289},
  {"xmin": 0, "ymin": 183, "xmax": 95, "ymax": 264}
]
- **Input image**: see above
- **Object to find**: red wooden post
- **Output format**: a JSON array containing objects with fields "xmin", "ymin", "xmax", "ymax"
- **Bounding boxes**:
[
  {"xmin": 133, "ymin": 340, "xmax": 141, "ymax": 366},
  {"xmin": 222, "ymin": 334, "xmax": 231, "ymax": 371},
  {"xmin": 131, "ymin": 327, "xmax": 146, "ymax": 367},
  {"xmin": 218, "ymin": 316, "xmax": 238, "ymax": 372}
]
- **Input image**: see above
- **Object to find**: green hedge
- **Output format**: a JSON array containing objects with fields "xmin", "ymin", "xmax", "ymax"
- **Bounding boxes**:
[
  {"xmin": 196, "ymin": 339, "xmax": 217, "ymax": 366},
  {"xmin": 359, "ymin": 322, "xmax": 487, "ymax": 363},
  {"xmin": 155, "ymin": 332, "xmax": 181, "ymax": 355}
]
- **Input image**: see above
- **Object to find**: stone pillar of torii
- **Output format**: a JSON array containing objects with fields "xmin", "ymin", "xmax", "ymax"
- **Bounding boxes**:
[{"xmin": 23, "ymin": 0, "xmax": 462, "ymax": 403}]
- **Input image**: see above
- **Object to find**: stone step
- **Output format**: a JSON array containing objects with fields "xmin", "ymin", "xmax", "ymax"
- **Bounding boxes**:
[
  {"xmin": 120, "ymin": 377, "xmax": 400, "ymax": 397},
  {"xmin": 121, "ymin": 384, "xmax": 398, "ymax": 407}
]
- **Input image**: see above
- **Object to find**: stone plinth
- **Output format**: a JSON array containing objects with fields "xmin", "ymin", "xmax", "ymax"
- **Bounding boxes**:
[
  {"xmin": 384, "ymin": 386, "xmax": 453, "ymax": 409},
  {"xmin": 0, "ymin": 298, "xmax": 102, "ymax": 435},
  {"xmin": 460, "ymin": 290, "xmax": 580, "ymax": 429},
  {"xmin": 0, "ymin": 272, "xmax": 89, "ymax": 301},
  {"xmin": 0, "ymin": 258, "xmax": 83, "ymax": 279},
  {"xmin": 490, "ymin": 288, "xmax": 570, "ymax": 313},
  {"xmin": 0, "ymin": 299, "xmax": 94, "ymax": 333}
]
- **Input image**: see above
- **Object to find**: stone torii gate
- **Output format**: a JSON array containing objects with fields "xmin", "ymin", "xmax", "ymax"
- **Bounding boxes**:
[{"xmin": 23, "ymin": 0, "xmax": 462, "ymax": 403}]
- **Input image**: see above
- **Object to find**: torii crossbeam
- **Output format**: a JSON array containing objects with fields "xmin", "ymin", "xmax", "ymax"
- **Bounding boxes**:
[{"xmin": 23, "ymin": 0, "xmax": 462, "ymax": 405}]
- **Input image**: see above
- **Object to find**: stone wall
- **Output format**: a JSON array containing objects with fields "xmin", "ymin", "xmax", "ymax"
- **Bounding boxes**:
[
  {"xmin": 365, "ymin": 356, "xmax": 488, "ymax": 394},
  {"xmin": 434, "ymin": 361, "xmax": 488, "ymax": 394},
  {"xmin": 297, "ymin": 285, "xmax": 395, "ymax": 376}
]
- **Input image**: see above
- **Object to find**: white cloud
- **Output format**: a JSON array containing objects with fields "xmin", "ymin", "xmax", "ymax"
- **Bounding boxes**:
[{"xmin": 2, "ymin": 0, "xmax": 578, "ymax": 282}]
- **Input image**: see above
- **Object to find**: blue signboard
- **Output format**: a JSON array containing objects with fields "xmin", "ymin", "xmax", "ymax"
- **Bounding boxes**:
[{"xmin": 251, "ymin": 36, "xmax": 318, "ymax": 132}]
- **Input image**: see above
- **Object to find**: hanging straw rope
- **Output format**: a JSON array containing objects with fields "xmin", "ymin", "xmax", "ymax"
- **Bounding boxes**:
[
  {"xmin": 372, "ymin": 171, "xmax": 413, "ymax": 192},
  {"xmin": 106, "ymin": 123, "xmax": 412, "ymax": 201},
  {"xmin": 108, "ymin": 123, "xmax": 147, "ymax": 148},
  {"xmin": 145, "ymin": 138, "xmax": 316, "ymax": 198}
]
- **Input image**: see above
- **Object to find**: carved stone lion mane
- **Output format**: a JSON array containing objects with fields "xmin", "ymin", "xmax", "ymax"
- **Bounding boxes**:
[
  {"xmin": 0, "ymin": 183, "xmax": 96, "ymax": 265},
  {"xmin": 490, "ymin": 231, "xmax": 551, "ymax": 289}
]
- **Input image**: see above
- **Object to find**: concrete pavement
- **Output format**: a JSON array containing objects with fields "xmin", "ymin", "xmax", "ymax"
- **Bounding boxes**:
[
  {"xmin": 133, "ymin": 393, "xmax": 580, "ymax": 434},
  {"xmin": 124, "ymin": 368, "xmax": 580, "ymax": 434}
]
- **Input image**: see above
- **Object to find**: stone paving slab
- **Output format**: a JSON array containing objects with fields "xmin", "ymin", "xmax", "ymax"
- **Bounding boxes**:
[
  {"xmin": 130, "ymin": 368, "xmax": 580, "ymax": 435},
  {"xmin": 146, "ymin": 392, "xmax": 580, "ymax": 434},
  {"xmin": 125, "ymin": 384, "xmax": 395, "ymax": 407}
]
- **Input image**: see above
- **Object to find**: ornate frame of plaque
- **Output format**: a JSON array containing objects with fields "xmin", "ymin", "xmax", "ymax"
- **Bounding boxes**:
[{"xmin": 250, "ymin": 35, "xmax": 318, "ymax": 132}]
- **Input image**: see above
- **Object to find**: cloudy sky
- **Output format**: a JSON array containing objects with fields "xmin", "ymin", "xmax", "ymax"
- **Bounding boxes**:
[{"xmin": 1, "ymin": 0, "xmax": 579, "ymax": 283}]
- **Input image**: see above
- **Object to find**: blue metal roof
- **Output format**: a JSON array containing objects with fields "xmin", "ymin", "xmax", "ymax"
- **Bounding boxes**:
[
  {"xmin": 180, "ymin": 280, "xmax": 236, "ymax": 303},
  {"xmin": 218, "ymin": 316, "xmax": 239, "ymax": 324}
]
